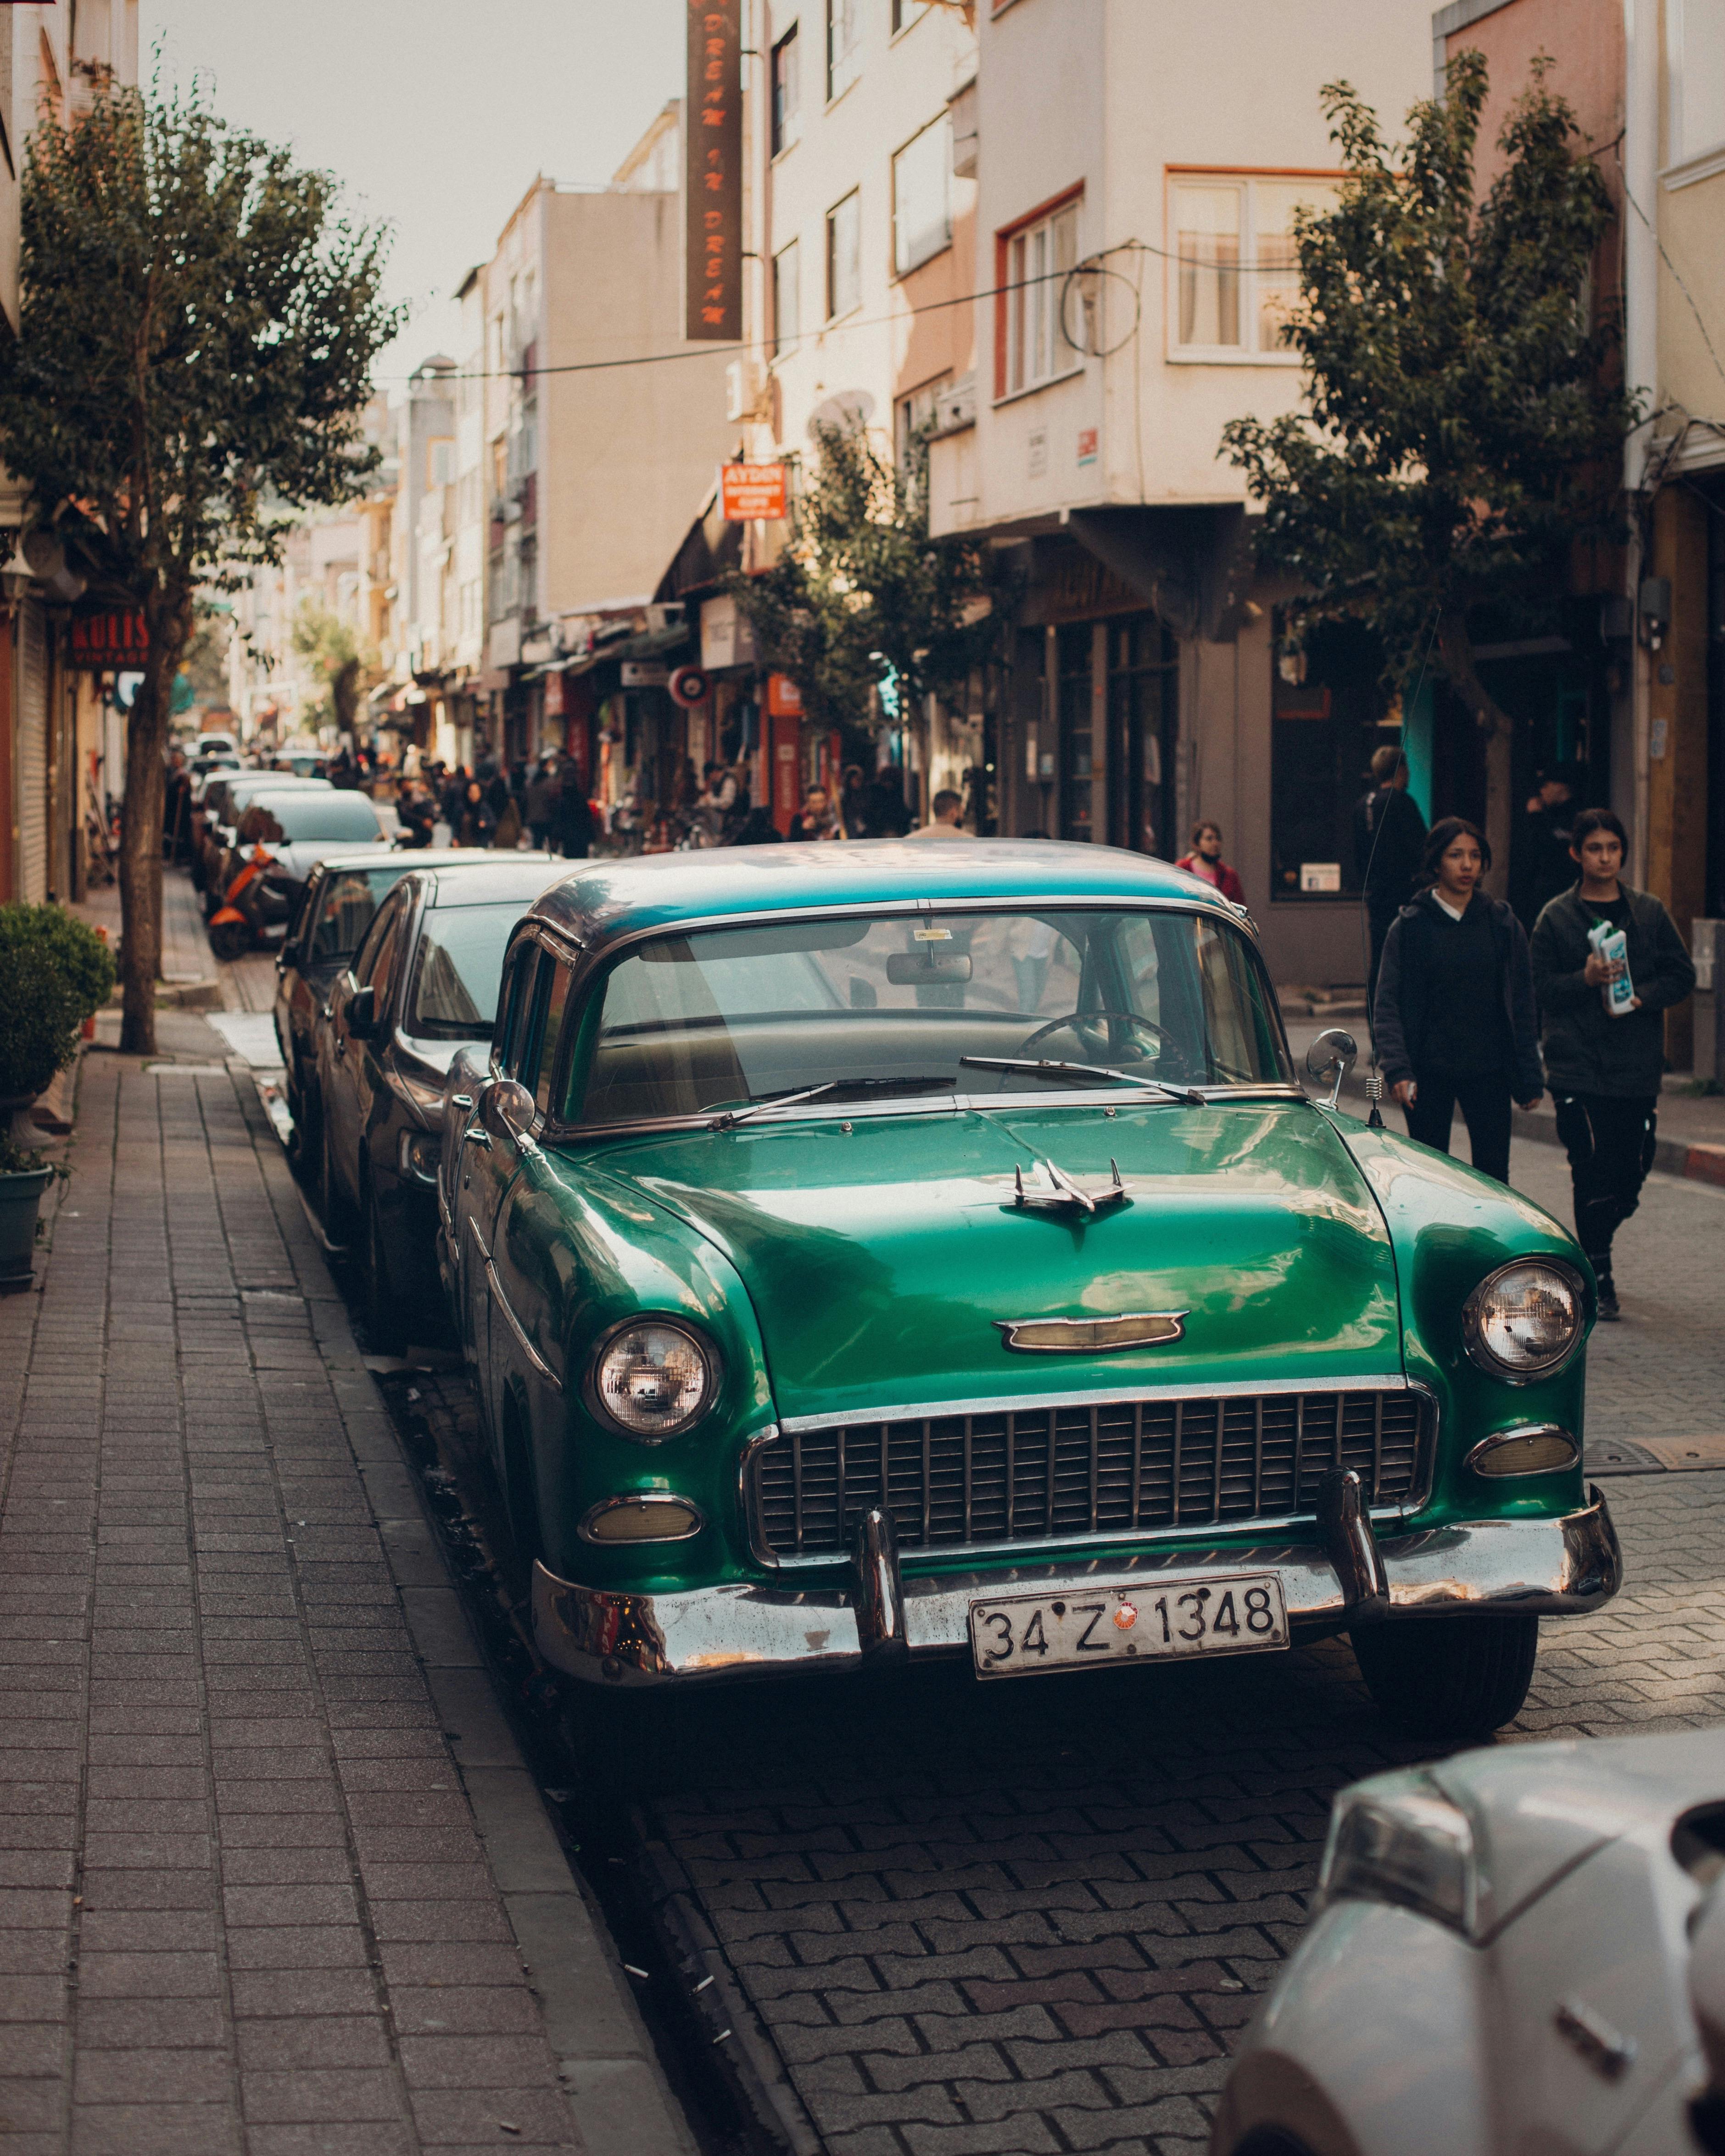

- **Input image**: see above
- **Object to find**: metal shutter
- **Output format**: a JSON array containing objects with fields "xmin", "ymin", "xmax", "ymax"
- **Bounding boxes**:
[{"xmin": 17, "ymin": 600, "xmax": 47, "ymax": 903}]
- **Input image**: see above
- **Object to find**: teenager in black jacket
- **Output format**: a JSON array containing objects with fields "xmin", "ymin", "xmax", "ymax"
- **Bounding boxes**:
[
  {"xmin": 1372, "ymin": 817, "xmax": 1543, "ymax": 1184},
  {"xmin": 1530, "ymin": 806, "xmax": 1695, "ymax": 1318}
]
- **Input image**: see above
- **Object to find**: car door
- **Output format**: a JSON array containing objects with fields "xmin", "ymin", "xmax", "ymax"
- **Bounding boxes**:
[
  {"xmin": 324, "ymin": 884, "xmax": 412, "ymax": 1218},
  {"xmin": 454, "ymin": 935, "xmax": 541, "ymax": 1424},
  {"xmin": 486, "ymin": 947, "xmax": 575, "ymax": 1428}
]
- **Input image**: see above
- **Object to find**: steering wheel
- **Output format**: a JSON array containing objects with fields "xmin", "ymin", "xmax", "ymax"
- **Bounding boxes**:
[{"xmin": 1019, "ymin": 1008, "xmax": 1176, "ymax": 1063}]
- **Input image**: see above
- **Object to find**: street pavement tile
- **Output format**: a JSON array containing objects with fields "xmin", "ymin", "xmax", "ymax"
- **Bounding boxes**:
[
  {"xmin": 0, "ymin": 1931, "xmax": 75, "ymax": 1974},
  {"xmin": 67, "ymin": 2102, "xmax": 242, "ymax": 2156},
  {"xmin": 234, "ymin": 2017, "xmax": 393, "ymax": 2071},
  {"xmin": 74, "ymin": 1950, "xmax": 222, "ymax": 1998},
  {"xmin": 0, "ymin": 2079, "xmax": 65, "ymax": 2133},
  {"xmin": 239, "ymin": 2066, "xmax": 402, "ymax": 2123},
  {"xmin": 408, "ymin": 2086, "xmax": 578, "ymax": 2145},
  {"xmin": 228, "ymin": 1970, "xmax": 381, "ymax": 2020},
  {"xmin": 243, "ymin": 2128, "xmax": 414, "ymax": 2156},
  {"xmin": 388, "ymin": 1986, "xmax": 543, "ymax": 2037},
  {"xmin": 75, "ymin": 1999, "xmax": 229, "ymax": 2050},
  {"xmin": 375, "ymin": 1940, "xmax": 527, "ymax": 1988},
  {"xmin": 71, "ymin": 2046, "xmax": 231, "ymax": 2104},
  {"xmin": 0, "ymin": 2024, "xmax": 62, "ymax": 2074}
]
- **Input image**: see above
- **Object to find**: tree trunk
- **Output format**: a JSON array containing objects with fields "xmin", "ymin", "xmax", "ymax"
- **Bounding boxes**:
[
  {"xmin": 116, "ymin": 585, "xmax": 194, "ymax": 1056},
  {"xmin": 1436, "ymin": 611, "xmax": 1514, "ymax": 899}
]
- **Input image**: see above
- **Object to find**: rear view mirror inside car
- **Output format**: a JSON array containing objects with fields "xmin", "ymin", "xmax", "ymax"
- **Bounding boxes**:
[{"xmin": 885, "ymin": 951, "xmax": 972, "ymax": 985}]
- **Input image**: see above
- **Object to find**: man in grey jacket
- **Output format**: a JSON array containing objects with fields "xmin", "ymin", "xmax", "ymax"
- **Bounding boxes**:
[{"xmin": 1530, "ymin": 807, "xmax": 1696, "ymax": 1318}]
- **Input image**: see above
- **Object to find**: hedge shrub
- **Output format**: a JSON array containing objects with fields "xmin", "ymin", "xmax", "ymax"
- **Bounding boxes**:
[{"xmin": 0, "ymin": 903, "xmax": 117, "ymax": 1097}]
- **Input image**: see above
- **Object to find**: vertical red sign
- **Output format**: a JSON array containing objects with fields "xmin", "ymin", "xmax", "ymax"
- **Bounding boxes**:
[{"xmin": 686, "ymin": 0, "xmax": 742, "ymax": 342}]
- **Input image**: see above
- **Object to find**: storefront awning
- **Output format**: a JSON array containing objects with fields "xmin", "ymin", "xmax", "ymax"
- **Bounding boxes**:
[{"xmin": 559, "ymin": 622, "xmax": 692, "ymax": 679}]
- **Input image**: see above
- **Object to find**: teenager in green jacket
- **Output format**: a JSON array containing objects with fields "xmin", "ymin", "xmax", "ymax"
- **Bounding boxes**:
[{"xmin": 1529, "ymin": 808, "xmax": 1696, "ymax": 1318}]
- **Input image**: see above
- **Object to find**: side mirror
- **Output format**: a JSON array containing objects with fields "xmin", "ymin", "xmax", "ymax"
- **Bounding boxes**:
[
  {"xmin": 1305, "ymin": 1027, "xmax": 1357, "ymax": 1110},
  {"xmin": 347, "ymin": 986, "xmax": 377, "ymax": 1042},
  {"xmin": 480, "ymin": 1077, "xmax": 537, "ymax": 1147}
]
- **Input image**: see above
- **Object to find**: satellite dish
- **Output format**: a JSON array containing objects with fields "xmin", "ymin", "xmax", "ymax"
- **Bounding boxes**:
[{"xmin": 807, "ymin": 389, "xmax": 875, "ymax": 439}]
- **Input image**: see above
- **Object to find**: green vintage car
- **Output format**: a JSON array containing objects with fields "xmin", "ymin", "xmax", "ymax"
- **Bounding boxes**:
[{"xmin": 438, "ymin": 840, "xmax": 1619, "ymax": 1738}]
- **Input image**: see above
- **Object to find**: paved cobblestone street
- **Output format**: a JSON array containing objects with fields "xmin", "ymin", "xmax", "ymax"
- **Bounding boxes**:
[{"xmin": 618, "ymin": 1142, "xmax": 1725, "ymax": 2156}]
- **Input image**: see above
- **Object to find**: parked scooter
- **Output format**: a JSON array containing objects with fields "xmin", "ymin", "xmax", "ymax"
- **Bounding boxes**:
[{"xmin": 207, "ymin": 838, "xmax": 300, "ymax": 960}]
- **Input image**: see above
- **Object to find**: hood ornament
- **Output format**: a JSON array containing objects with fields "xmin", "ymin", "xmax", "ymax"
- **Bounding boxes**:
[
  {"xmin": 1012, "ymin": 1156, "xmax": 1128, "ymax": 1216},
  {"xmin": 996, "ymin": 1311, "xmax": 1187, "ymax": 1354}
]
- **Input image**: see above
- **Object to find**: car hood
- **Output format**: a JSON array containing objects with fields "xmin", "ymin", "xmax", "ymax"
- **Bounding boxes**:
[{"xmin": 586, "ymin": 1097, "xmax": 1401, "ymax": 1424}]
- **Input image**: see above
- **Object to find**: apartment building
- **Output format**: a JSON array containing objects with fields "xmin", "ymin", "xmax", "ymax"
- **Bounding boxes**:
[{"xmin": 927, "ymin": 0, "xmax": 1434, "ymax": 983}]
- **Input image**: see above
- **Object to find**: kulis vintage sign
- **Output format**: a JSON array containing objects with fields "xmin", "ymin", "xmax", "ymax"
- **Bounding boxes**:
[
  {"xmin": 68, "ymin": 611, "xmax": 150, "ymax": 669},
  {"xmin": 685, "ymin": 1, "xmax": 742, "ymax": 342}
]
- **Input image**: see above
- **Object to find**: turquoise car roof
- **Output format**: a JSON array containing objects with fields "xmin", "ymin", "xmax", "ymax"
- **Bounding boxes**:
[{"xmin": 528, "ymin": 838, "xmax": 1245, "ymax": 954}]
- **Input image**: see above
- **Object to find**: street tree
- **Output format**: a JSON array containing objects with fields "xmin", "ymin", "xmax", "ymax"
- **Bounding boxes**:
[
  {"xmin": 1220, "ymin": 50, "xmax": 1631, "ymax": 875},
  {"xmin": 292, "ymin": 601, "xmax": 374, "ymax": 741},
  {"xmin": 0, "ymin": 82, "xmax": 402, "ymax": 1051},
  {"xmin": 726, "ymin": 420, "xmax": 1010, "ymax": 738}
]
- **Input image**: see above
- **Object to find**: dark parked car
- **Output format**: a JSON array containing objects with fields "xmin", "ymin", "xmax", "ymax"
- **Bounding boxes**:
[
  {"xmin": 318, "ymin": 856, "xmax": 557, "ymax": 1348},
  {"xmin": 276, "ymin": 848, "xmax": 458, "ymax": 1173}
]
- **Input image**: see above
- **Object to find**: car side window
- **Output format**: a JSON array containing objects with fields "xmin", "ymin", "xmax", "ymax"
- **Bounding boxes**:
[
  {"xmin": 493, "ymin": 941, "xmax": 538, "ymax": 1079},
  {"xmin": 367, "ymin": 897, "xmax": 412, "ymax": 1022},
  {"xmin": 522, "ymin": 956, "xmax": 574, "ymax": 1116},
  {"xmin": 354, "ymin": 886, "xmax": 407, "ymax": 989}
]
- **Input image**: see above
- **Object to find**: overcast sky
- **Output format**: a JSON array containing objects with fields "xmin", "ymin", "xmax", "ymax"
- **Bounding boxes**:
[{"xmin": 140, "ymin": 0, "xmax": 684, "ymax": 390}]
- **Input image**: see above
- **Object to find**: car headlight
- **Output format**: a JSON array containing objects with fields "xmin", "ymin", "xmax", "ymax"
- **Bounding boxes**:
[
  {"xmin": 1462, "ymin": 1259, "xmax": 1583, "ymax": 1380},
  {"xmin": 1320, "ymin": 1773, "xmax": 1477, "ymax": 1936},
  {"xmin": 589, "ymin": 1320, "xmax": 718, "ymax": 1442},
  {"xmin": 397, "ymin": 1128, "xmax": 441, "ymax": 1183}
]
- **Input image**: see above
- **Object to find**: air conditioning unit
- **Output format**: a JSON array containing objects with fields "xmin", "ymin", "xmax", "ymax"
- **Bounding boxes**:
[{"xmin": 726, "ymin": 359, "xmax": 763, "ymax": 423}]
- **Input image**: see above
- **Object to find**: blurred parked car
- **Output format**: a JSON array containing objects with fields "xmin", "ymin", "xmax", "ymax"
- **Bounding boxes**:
[
  {"xmin": 1212, "ymin": 1726, "xmax": 1725, "ymax": 2156},
  {"xmin": 318, "ymin": 856, "xmax": 556, "ymax": 1348},
  {"xmin": 277, "ymin": 848, "xmax": 451, "ymax": 1174},
  {"xmin": 197, "ymin": 772, "xmax": 332, "ymax": 908},
  {"xmin": 207, "ymin": 788, "xmax": 389, "ymax": 959}
]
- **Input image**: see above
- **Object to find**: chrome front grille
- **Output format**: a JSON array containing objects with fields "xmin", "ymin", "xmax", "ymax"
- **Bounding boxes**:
[{"xmin": 748, "ymin": 1388, "xmax": 1428, "ymax": 1561}]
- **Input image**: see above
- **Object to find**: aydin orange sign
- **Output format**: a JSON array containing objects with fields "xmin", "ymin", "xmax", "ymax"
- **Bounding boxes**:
[{"xmin": 720, "ymin": 462, "xmax": 787, "ymax": 521}]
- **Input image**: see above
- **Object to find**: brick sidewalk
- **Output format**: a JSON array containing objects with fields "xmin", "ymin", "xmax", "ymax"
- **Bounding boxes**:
[{"xmin": 0, "ymin": 1054, "xmax": 690, "ymax": 2155}]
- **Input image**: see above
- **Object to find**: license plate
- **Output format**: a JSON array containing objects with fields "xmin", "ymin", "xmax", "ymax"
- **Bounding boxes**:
[{"xmin": 968, "ymin": 1572, "xmax": 1289, "ymax": 1680}]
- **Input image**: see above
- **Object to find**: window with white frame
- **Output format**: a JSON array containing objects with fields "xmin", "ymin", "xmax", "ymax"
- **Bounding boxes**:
[
  {"xmin": 827, "ymin": 190, "xmax": 861, "ymax": 319},
  {"xmin": 892, "ymin": 0, "xmax": 928, "ymax": 29},
  {"xmin": 826, "ymin": 0, "xmax": 860, "ymax": 102},
  {"xmin": 1668, "ymin": 0, "xmax": 1725, "ymax": 163},
  {"xmin": 893, "ymin": 116, "xmax": 952, "ymax": 276},
  {"xmin": 1170, "ymin": 176, "xmax": 1336, "ymax": 357},
  {"xmin": 1004, "ymin": 199, "xmax": 1079, "ymax": 396},
  {"xmin": 774, "ymin": 239, "xmax": 801, "ymax": 356}
]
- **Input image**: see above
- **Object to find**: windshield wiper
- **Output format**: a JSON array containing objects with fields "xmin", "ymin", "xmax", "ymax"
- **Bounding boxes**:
[
  {"xmin": 706, "ymin": 1075, "xmax": 955, "ymax": 1131},
  {"xmin": 959, "ymin": 1055, "xmax": 1206, "ymax": 1106}
]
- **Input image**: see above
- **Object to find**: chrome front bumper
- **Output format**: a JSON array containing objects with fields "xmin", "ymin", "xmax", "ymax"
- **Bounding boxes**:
[{"xmin": 531, "ymin": 1479, "xmax": 1622, "ymax": 1689}]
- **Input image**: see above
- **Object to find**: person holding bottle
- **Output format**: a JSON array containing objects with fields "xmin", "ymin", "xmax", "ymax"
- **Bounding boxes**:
[
  {"xmin": 1530, "ymin": 807, "xmax": 1695, "ymax": 1319},
  {"xmin": 1372, "ymin": 817, "xmax": 1544, "ymax": 1186}
]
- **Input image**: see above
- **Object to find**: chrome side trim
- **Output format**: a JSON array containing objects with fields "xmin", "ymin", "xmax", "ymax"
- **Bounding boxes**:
[
  {"xmin": 777, "ymin": 1372, "xmax": 1416, "ymax": 1434},
  {"xmin": 530, "ymin": 1486, "xmax": 1622, "ymax": 1687},
  {"xmin": 484, "ymin": 1257, "xmax": 562, "ymax": 1393},
  {"xmin": 737, "ymin": 1427, "xmax": 782, "ymax": 1568}
]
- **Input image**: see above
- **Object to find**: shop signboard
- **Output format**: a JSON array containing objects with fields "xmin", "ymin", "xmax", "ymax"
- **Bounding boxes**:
[
  {"xmin": 68, "ymin": 610, "xmax": 149, "ymax": 669},
  {"xmin": 699, "ymin": 593, "xmax": 759, "ymax": 671},
  {"xmin": 765, "ymin": 672, "xmax": 802, "ymax": 718},
  {"xmin": 772, "ymin": 715, "xmax": 801, "ymax": 833},
  {"xmin": 621, "ymin": 661, "xmax": 669, "ymax": 687},
  {"xmin": 720, "ymin": 462, "xmax": 787, "ymax": 522},
  {"xmin": 685, "ymin": 0, "xmax": 742, "ymax": 342}
]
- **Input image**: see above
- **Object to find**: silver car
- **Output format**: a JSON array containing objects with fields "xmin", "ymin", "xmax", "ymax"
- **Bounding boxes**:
[{"xmin": 1213, "ymin": 1727, "xmax": 1725, "ymax": 2156}]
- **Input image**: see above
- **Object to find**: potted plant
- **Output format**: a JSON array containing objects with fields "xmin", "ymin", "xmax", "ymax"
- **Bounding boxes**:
[{"xmin": 0, "ymin": 903, "xmax": 115, "ymax": 1286}]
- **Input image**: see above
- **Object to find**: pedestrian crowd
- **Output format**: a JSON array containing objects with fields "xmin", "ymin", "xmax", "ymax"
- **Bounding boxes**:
[{"xmin": 1362, "ymin": 748, "xmax": 1695, "ymax": 1320}]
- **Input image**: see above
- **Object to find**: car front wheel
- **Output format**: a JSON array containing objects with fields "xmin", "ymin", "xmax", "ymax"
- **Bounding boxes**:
[{"xmin": 1351, "ymin": 1610, "xmax": 1538, "ymax": 1738}]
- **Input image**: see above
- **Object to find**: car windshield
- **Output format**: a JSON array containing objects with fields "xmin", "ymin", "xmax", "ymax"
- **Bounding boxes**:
[
  {"xmin": 406, "ymin": 901, "xmax": 525, "ymax": 1040},
  {"xmin": 252, "ymin": 794, "xmax": 382, "ymax": 844},
  {"xmin": 567, "ymin": 908, "xmax": 1290, "ymax": 1125},
  {"xmin": 307, "ymin": 866, "xmax": 413, "ymax": 964}
]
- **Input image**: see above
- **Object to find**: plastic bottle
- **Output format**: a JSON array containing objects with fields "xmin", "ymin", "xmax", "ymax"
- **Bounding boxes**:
[{"xmin": 1587, "ymin": 919, "xmax": 1636, "ymax": 1019}]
